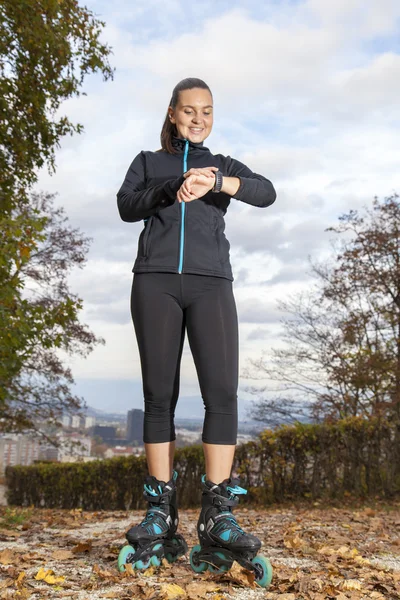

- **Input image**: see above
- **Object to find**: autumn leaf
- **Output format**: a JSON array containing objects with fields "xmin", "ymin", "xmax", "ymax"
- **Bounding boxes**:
[
  {"xmin": 72, "ymin": 541, "xmax": 92, "ymax": 553},
  {"xmin": 159, "ymin": 583, "xmax": 187, "ymax": 599},
  {"xmin": 52, "ymin": 549, "xmax": 74, "ymax": 560},
  {"xmin": 34, "ymin": 567, "xmax": 65, "ymax": 584},
  {"xmin": 342, "ymin": 579, "xmax": 362, "ymax": 591},
  {"xmin": 0, "ymin": 549, "xmax": 15, "ymax": 565}
]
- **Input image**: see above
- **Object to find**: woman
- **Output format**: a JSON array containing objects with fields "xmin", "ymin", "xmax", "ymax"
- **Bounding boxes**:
[{"xmin": 116, "ymin": 78, "xmax": 276, "ymax": 583}]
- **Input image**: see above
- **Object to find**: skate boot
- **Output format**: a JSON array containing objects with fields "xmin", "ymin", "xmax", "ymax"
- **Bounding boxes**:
[
  {"xmin": 118, "ymin": 469, "xmax": 188, "ymax": 572},
  {"xmin": 189, "ymin": 474, "xmax": 273, "ymax": 588}
]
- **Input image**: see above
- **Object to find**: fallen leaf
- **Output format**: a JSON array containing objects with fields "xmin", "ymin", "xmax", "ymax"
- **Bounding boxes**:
[
  {"xmin": 186, "ymin": 581, "xmax": 221, "ymax": 600},
  {"xmin": 16, "ymin": 572, "xmax": 26, "ymax": 585},
  {"xmin": 71, "ymin": 541, "xmax": 92, "ymax": 553},
  {"xmin": 159, "ymin": 583, "xmax": 187, "ymax": 599},
  {"xmin": 342, "ymin": 579, "xmax": 362, "ymax": 591},
  {"xmin": 34, "ymin": 567, "xmax": 65, "ymax": 585},
  {"xmin": 0, "ymin": 549, "xmax": 15, "ymax": 565},
  {"xmin": 52, "ymin": 549, "xmax": 74, "ymax": 560}
]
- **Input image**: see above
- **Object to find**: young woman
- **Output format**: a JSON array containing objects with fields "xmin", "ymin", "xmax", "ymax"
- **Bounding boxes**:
[{"xmin": 116, "ymin": 78, "xmax": 276, "ymax": 585}]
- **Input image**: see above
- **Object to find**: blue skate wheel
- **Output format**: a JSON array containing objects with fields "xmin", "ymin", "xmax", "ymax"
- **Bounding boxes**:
[
  {"xmin": 166, "ymin": 536, "xmax": 183, "ymax": 563},
  {"xmin": 150, "ymin": 543, "xmax": 163, "ymax": 566},
  {"xmin": 189, "ymin": 545, "xmax": 208, "ymax": 573},
  {"xmin": 135, "ymin": 558, "xmax": 151, "ymax": 569},
  {"xmin": 251, "ymin": 555, "xmax": 273, "ymax": 588},
  {"xmin": 208, "ymin": 551, "xmax": 232, "ymax": 573},
  {"xmin": 118, "ymin": 545, "xmax": 135, "ymax": 573}
]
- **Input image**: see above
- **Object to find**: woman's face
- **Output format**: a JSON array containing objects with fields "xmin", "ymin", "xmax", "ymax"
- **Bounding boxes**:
[{"xmin": 168, "ymin": 87, "xmax": 213, "ymax": 143}]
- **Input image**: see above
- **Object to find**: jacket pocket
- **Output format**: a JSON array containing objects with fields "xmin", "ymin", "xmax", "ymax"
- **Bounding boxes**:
[{"xmin": 142, "ymin": 218, "xmax": 153, "ymax": 257}]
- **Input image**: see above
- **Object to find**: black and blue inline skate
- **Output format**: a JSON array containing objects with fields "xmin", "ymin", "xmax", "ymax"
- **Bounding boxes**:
[
  {"xmin": 189, "ymin": 474, "xmax": 273, "ymax": 588},
  {"xmin": 118, "ymin": 469, "xmax": 188, "ymax": 571}
]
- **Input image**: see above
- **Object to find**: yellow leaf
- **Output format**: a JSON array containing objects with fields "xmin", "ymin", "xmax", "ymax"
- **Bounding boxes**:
[
  {"xmin": 124, "ymin": 563, "xmax": 135, "ymax": 576},
  {"xmin": 160, "ymin": 583, "xmax": 186, "ymax": 599},
  {"xmin": 16, "ymin": 572, "xmax": 26, "ymax": 584},
  {"xmin": 34, "ymin": 568, "xmax": 64, "ymax": 585},
  {"xmin": 44, "ymin": 573, "xmax": 65, "ymax": 585},
  {"xmin": 342, "ymin": 579, "xmax": 362, "ymax": 591},
  {"xmin": 35, "ymin": 568, "xmax": 51, "ymax": 580}
]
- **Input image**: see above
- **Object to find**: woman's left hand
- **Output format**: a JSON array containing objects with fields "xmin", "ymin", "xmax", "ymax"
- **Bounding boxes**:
[{"xmin": 177, "ymin": 172, "xmax": 216, "ymax": 203}]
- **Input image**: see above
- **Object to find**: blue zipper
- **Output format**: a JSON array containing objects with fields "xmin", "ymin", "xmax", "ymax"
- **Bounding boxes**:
[{"xmin": 178, "ymin": 140, "xmax": 189, "ymax": 274}]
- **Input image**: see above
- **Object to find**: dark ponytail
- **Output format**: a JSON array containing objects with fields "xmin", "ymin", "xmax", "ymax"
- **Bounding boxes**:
[{"xmin": 160, "ymin": 78, "xmax": 212, "ymax": 154}]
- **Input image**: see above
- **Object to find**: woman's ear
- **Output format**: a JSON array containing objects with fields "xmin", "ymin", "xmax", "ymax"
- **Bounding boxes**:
[{"xmin": 168, "ymin": 108, "xmax": 176, "ymax": 124}]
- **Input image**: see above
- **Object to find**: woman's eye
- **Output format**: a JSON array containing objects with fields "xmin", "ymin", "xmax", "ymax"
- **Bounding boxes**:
[{"xmin": 184, "ymin": 111, "xmax": 192, "ymax": 114}]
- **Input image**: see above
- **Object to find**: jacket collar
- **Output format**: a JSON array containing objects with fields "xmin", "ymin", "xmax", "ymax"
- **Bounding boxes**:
[{"xmin": 171, "ymin": 136, "xmax": 209, "ymax": 153}]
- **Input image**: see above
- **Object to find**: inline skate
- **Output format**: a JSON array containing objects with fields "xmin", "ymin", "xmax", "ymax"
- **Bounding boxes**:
[
  {"xmin": 118, "ymin": 469, "xmax": 188, "ymax": 571},
  {"xmin": 189, "ymin": 474, "xmax": 273, "ymax": 588}
]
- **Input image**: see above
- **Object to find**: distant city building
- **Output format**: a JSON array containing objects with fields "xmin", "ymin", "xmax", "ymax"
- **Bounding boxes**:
[
  {"xmin": 61, "ymin": 415, "xmax": 71, "ymax": 428},
  {"xmin": 0, "ymin": 434, "xmax": 40, "ymax": 474},
  {"xmin": 93, "ymin": 425, "xmax": 116, "ymax": 442},
  {"xmin": 39, "ymin": 444, "xmax": 59, "ymax": 462},
  {"xmin": 104, "ymin": 446, "xmax": 144, "ymax": 459},
  {"xmin": 126, "ymin": 409, "xmax": 144, "ymax": 444},
  {"xmin": 84, "ymin": 416, "xmax": 96, "ymax": 429},
  {"xmin": 105, "ymin": 446, "xmax": 133, "ymax": 459},
  {"xmin": 58, "ymin": 433, "xmax": 91, "ymax": 461},
  {"xmin": 71, "ymin": 415, "xmax": 82, "ymax": 429}
]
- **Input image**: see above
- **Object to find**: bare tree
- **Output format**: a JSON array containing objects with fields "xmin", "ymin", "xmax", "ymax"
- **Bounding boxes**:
[{"xmin": 244, "ymin": 194, "xmax": 400, "ymax": 424}]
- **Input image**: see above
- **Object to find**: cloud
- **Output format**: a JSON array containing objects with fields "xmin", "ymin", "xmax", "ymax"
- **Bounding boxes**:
[{"xmin": 247, "ymin": 327, "xmax": 272, "ymax": 341}]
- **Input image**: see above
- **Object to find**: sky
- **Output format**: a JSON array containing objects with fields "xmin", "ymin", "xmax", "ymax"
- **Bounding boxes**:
[{"xmin": 35, "ymin": 0, "xmax": 400, "ymax": 420}]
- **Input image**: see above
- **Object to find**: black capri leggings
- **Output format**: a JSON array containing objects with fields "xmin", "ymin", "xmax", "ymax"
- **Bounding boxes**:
[{"xmin": 131, "ymin": 272, "xmax": 239, "ymax": 445}]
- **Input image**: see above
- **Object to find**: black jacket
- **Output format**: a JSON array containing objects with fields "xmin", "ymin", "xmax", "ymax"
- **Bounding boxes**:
[{"xmin": 117, "ymin": 137, "xmax": 276, "ymax": 281}]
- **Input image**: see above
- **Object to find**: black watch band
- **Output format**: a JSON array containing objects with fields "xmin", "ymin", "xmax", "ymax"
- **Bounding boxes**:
[{"xmin": 212, "ymin": 170, "xmax": 223, "ymax": 193}]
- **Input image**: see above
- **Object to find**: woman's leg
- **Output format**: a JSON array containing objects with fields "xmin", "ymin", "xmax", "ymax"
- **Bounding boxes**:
[
  {"xmin": 185, "ymin": 275, "xmax": 239, "ymax": 484},
  {"xmin": 131, "ymin": 273, "xmax": 185, "ymax": 482}
]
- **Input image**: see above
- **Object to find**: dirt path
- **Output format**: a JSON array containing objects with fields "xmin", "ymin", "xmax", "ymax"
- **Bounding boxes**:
[{"xmin": 0, "ymin": 502, "xmax": 399, "ymax": 599}]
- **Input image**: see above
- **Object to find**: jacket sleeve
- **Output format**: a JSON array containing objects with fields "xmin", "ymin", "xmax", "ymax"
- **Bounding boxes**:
[
  {"xmin": 117, "ymin": 151, "xmax": 185, "ymax": 223},
  {"xmin": 226, "ymin": 156, "xmax": 277, "ymax": 208}
]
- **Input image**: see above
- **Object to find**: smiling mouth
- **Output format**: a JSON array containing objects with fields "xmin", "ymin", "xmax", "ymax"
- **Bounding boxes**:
[{"xmin": 189, "ymin": 128, "xmax": 204, "ymax": 133}]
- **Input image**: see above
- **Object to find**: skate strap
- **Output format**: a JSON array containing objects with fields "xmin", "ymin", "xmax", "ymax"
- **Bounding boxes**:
[
  {"xmin": 227, "ymin": 485, "xmax": 247, "ymax": 495},
  {"xmin": 144, "ymin": 483, "xmax": 163, "ymax": 496},
  {"xmin": 213, "ymin": 496, "xmax": 237, "ymax": 508}
]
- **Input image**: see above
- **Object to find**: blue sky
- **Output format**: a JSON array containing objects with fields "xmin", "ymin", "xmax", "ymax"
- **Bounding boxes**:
[{"xmin": 36, "ymin": 0, "xmax": 400, "ymax": 420}]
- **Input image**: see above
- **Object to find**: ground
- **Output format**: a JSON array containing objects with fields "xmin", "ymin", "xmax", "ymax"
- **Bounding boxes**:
[{"xmin": 0, "ymin": 500, "xmax": 399, "ymax": 599}]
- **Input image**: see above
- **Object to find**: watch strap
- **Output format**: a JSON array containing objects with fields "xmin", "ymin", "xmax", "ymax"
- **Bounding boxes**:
[{"xmin": 213, "ymin": 170, "xmax": 223, "ymax": 193}]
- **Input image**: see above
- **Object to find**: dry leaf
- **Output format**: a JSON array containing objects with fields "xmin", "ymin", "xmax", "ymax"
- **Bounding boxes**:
[
  {"xmin": 186, "ymin": 581, "xmax": 221, "ymax": 599},
  {"xmin": 16, "ymin": 572, "xmax": 26, "ymax": 585},
  {"xmin": 52, "ymin": 549, "xmax": 74, "ymax": 560},
  {"xmin": 34, "ymin": 567, "xmax": 65, "ymax": 585},
  {"xmin": 0, "ymin": 549, "xmax": 15, "ymax": 565},
  {"xmin": 0, "ymin": 579, "xmax": 14, "ymax": 590},
  {"xmin": 342, "ymin": 579, "xmax": 362, "ymax": 591},
  {"xmin": 71, "ymin": 541, "xmax": 92, "ymax": 553},
  {"xmin": 159, "ymin": 583, "xmax": 187, "ymax": 599}
]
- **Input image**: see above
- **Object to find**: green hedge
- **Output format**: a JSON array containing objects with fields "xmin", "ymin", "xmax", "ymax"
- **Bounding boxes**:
[{"xmin": 5, "ymin": 417, "xmax": 400, "ymax": 508}]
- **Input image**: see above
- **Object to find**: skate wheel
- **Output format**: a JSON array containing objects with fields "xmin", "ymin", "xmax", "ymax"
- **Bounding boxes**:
[
  {"xmin": 135, "ymin": 558, "xmax": 151, "ymax": 569},
  {"xmin": 118, "ymin": 545, "xmax": 135, "ymax": 573},
  {"xmin": 189, "ymin": 544, "xmax": 208, "ymax": 573},
  {"xmin": 166, "ymin": 536, "xmax": 185, "ymax": 563},
  {"xmin": 165, "ymin": 552, "xmax": 177, "ymax": 563},
  {"xmin": 150, "ymin": 543, "xmax": 163, "ymax": 567},
  {"xmin": 251, "ymin": 555, "xmax": 273, "ymax": 588},
  {"xmin": 208, "ymin": 551, "xmax": 232, "ymax": 573}
]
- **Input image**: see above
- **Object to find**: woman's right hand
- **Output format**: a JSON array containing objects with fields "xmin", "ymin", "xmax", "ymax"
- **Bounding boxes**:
[{"xmin": 177, "ymin": 172, "xmax": 216, "ymax": 203}]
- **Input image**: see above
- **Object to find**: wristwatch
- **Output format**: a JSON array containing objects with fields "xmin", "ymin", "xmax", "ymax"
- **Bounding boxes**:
[{"xmin": 212, "ymin": 170, "xmax": 223, "ymax": 193}]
